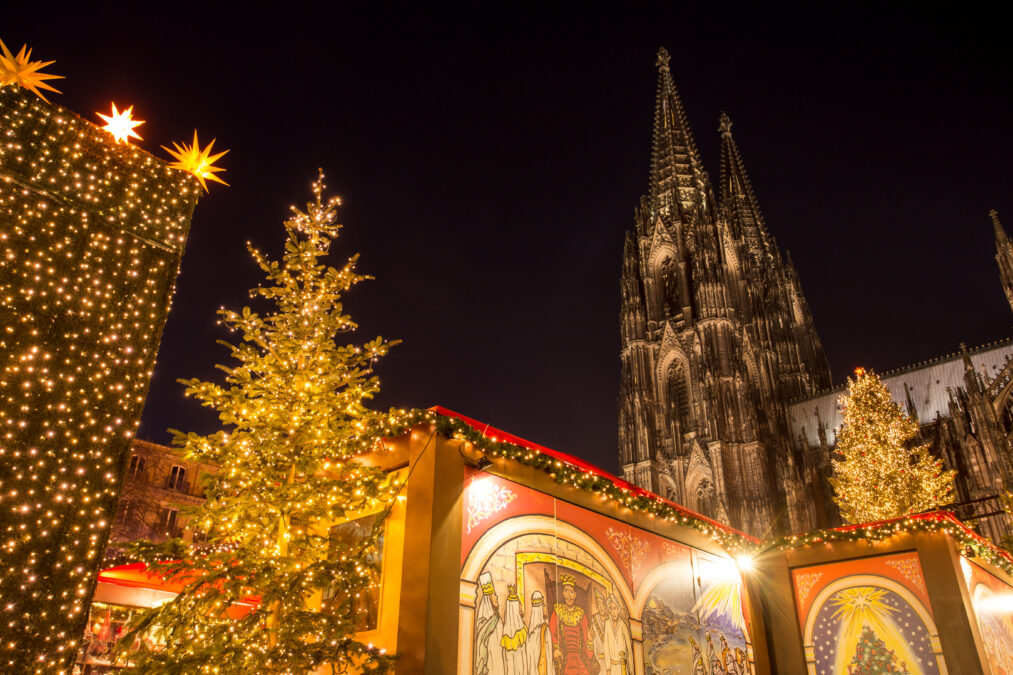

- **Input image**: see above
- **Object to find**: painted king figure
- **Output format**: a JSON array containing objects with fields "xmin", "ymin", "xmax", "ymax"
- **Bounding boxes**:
[{"xmin": 549, "ymin": 574, "xmax": 598, "ymax": 675}]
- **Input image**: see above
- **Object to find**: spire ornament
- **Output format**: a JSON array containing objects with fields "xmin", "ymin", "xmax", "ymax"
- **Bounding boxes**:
[
  {"xmin": 719, "ymin": 111, "xmax": 733, "ymax": 136},
  {"xmin": 655, "ymin": 46, "xmax": 671, "ymax": 71},
  {"xmin": 991, "ymin": 209, "xmax": 1005, "ymax": 239}
]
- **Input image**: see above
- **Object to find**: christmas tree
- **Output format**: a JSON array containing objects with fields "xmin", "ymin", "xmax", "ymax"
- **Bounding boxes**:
[
  {"xmin": 830, "ymin": 369, "xmax": 955, "ymax": 524},
  {"xmin": 847, "ymin": 625, "xmax": 910, "ymax": 674},
  {"xmin": 118, "ymin": 172, "xmax": 419, "ymax": 674}
]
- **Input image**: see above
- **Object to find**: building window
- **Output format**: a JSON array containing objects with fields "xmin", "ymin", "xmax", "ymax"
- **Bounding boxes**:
[
  {"xmin": 127, "ymin": 454, "xmax": 146, "ymax": 479},
  {"xmin": 323, "ymin": 513, "xmax": 384, "ymax": 632},
  {"xmin": 166, "ymin": 465, "xmax": 187, "ymax": 492},
  {"xmin": 160, "ymin": 508, "xmax": 179, "ymax": 536}
]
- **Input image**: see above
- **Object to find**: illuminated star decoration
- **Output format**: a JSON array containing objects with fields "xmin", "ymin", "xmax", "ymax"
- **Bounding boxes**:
[
  {"xmin": 162, "ymin": 131, "xmax": 229, "ymax": 191},
  {"xmin": 0, "ymin": 38, "xmax": 64, "ymax": 102},
  {"xmin": 96, "ymin": 103, "xmax": 144, "ymax": 144}
]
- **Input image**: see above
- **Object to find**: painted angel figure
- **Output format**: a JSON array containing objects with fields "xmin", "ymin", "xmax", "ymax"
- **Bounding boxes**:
[
  {"xmin": 475, "ymin": 572, "xmax": 505, "ymax": 675},
  {"xmin": 501, "ymin": 585, "xmax": 529, "ymax": 675},
  {"xmin": 601, "ymin": 594, "xmax": 633, "ymax": 675},
  {"xmin": 526, "ymin": 591, "xmax": 556, "ymax": 675}
]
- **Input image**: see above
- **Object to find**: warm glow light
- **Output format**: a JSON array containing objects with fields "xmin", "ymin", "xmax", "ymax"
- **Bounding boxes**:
[
  {"xmin": 162, "ymin": 130, "xmax": 229, "ymax": 191},
  {"xmin": 0, "ymin": 38, "xmax": 63, "ymax": 102},
  {"xmin": 0, "ymin": 84, "xmax": 199, "ymax": 672},
  {"xmin": 96, "ymin": 102, "xmax": 144, "ymax": 143},
  {"xmin": 735, "ymin": 553, "xmax": 754, "ymax": 572}
]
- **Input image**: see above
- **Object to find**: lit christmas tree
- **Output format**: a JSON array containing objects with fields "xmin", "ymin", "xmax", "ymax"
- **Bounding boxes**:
[
  {"xmin": 118, "ymin": 172, "xmax": 421, "ymax": 674},
  {"xmin": 830, "ymin": 369, "xmax": 955, "ymax": 524},
  {"xmin": 847, "ymin": 625, "xmax": 910, "ymax": 674}
]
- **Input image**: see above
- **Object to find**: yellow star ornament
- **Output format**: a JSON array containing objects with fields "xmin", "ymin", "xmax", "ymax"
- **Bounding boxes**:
[
  {"xmin": 96, "ymin": 103, "xmax": 144, "ymax": 143},
  {"xmin": 0, "ymin": 38, "xmax": 64, "ymax": 102},
  {"xmin": 162, "ymin": 131, "xmax": 229, "ymax": 191}
]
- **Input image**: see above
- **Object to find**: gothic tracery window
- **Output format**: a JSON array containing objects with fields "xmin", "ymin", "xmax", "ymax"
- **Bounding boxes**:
[
  {"xmin": 695, "ymin": 477, "xmax": 715, "ymax": 515},
  {"xmin": 666, "ymin": 364, "xmax": 692, "ymax": 435},
  {"xmin": 1002, "ymin": 394, "xmax": 1013, "ymax": 434}
]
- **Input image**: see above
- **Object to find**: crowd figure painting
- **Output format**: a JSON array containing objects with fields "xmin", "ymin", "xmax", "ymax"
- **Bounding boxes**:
[
  {"xmin": 460, "ymin": 471, "xmax": 755, "ymax": 675},
  {"xmin": 963, "ymin": 559, "xmax": 1013, "ymax": 674}
]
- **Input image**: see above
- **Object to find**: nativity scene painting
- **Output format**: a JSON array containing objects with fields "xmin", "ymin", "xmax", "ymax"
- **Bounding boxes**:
[
  {"xmin": 793, "ymin": 553, "xmax": 947, "ymax": 675},
  {"xmin": 459, "ymin": 471, "xmax": 756, "ymax": 675}
]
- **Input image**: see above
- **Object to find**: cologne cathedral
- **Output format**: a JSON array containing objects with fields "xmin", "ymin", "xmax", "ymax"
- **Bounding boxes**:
[{"xmin": 618, "ymin": 48, "xmax": 1013, "ymax": 540}]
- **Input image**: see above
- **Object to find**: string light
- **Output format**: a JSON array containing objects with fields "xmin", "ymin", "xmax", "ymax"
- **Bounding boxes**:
[
  {"xmin": 437, "ymin": 414, "xmax": 756, "ymax": 554},
  {"xmin": 0, "ymin": 83, "xmax": 200, "ymax": 673},
  {"xmin": 116, "ymin": 172, "xmax": 416, "ymax": 673},
  {"xmin": 769, "ymin": 511, "xmax": 1013, "ymax": 577}
]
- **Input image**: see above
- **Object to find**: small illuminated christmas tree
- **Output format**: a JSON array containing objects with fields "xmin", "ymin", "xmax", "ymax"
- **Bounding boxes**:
[
  {"xmin": 830, "ymin": 369, "xmax": 955, "ymax": 524},
  {"xmin": 119, "ymin": 172, "xmax": 421, "ymax": 674},
  {"xmin": 847, "ymin": 625, "xmax": 909, "ymax": 674}
]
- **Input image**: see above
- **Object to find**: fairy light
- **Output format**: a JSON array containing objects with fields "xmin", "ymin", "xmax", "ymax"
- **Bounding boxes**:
[{"xmin": 0, "ymin": 84, "xmax": 200, "ymax": 673}]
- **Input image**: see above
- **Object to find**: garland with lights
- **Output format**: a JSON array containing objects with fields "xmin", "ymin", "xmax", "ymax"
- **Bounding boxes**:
[
  {"xmin": 434, "ymin": 415, "xmax": 756, "ymax": 552},
  {"xmin": 768, "ymin": 511, "xmax": 1013, "ymax": 578}
]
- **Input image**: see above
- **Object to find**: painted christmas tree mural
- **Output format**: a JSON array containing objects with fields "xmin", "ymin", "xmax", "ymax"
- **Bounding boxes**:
[{"xmin": 848, "ymin": 625, "xmax": 910, "ymax": 675}]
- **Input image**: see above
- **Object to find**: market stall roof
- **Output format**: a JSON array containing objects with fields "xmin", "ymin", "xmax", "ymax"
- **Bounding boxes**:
[{"xmin": 430, "ymin": 405, "xmax": 757, "ymax": 543}]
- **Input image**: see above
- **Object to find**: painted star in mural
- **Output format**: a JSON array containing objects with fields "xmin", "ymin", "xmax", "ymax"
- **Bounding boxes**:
[{"xmin": 812, "ymin": 586, "xmax": 939, "ymax": 675}]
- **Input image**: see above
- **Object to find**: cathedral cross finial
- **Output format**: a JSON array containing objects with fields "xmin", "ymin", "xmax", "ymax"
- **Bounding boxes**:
[
  {"xmin": 719, "ymin": 111, "xmax": 733, "ymax": 135},
  {"xmin": 655, "ymin": 46, "xmax": 671, "ymax": 72},
  {"xmin": 991, "ymin": 209, "xmax": 1008, "ymax": 241}
]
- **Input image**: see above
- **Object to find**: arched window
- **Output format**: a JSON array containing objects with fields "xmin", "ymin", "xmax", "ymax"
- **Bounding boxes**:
[
  {"xmin": 695, "ymin": 477, "xmax": 715, "ymax": 516},
  {"xmin": 1002, "ymin": 395, "xmax": 1013, "ymax": 434},
  {"xmin": 666, "ymin": 364, "xmax": 692, "ymax": 434}
]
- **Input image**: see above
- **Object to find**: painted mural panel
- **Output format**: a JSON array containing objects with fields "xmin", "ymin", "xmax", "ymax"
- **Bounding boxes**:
[
  {"xmin": 961, "ymin": 559, "xmax": 1013, "ymax": 674},
  {"xmin": 460, "ymin": 469, "xmax": 754, "ymax": 675},
  {"xmin": 792, "ymin": 552, "xmax": 945, "ymax": 675}
]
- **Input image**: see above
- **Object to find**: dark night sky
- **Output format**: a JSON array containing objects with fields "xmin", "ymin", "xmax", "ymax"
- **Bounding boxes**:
[{"xmin": 7, "ymin": 4, "xmax": 1011, "ymax": 473}]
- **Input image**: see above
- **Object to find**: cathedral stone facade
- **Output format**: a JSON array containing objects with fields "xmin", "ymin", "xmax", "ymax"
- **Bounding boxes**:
[
  {"xmin": 620, "ymin": 48, "xmax": 1013, "ymax": 541},
  {"xmin": 618, "ymin": 48, "xmax": 831, "ymax": 538}
]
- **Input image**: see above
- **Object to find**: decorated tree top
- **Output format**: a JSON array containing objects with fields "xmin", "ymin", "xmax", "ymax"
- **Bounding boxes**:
[
  {"xmin": 118, "ymin": 172, "xmax": 418, "ymax": 674},
  {"xmin": 830, "ymin": 369, "xmax": 955, "ymax": 524}
]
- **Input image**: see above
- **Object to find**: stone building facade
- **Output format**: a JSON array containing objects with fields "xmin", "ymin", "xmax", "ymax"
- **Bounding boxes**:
[
  {"xmin": 106, "ymin": 439, "xmax": 213, "ymax": 554},
  {"xmin": 618, "ymin": 48, "xmax": 831, "ymax": 538},
  {"xmin": 619, "ymin": 48, "xmax": 1013, "ymax": 540}
]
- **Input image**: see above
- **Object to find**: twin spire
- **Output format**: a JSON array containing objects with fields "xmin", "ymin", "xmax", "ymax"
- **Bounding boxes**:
[
  {"xmin": 650, "ymin": 47, "xmax": 705, "ymax": 215},
  {"xmin": 651, "ymin": 47, "xmax": 764, "ymax": 235}
]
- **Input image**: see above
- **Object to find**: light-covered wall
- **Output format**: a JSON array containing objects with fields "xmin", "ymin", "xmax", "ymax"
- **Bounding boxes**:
[{"xmin": 788, "ymin": 341, "xmax": 1013, "ymax": 447}]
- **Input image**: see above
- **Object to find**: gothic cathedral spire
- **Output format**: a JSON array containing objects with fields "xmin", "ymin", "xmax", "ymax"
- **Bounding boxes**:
[
  {"xmin": 619, "ymin": 49, "xmax": 832, "ymax": 537},
  {"xmin": 992, "ymin": 210, "xmax": 1013, "ymax": 314},
  {"xmin": 650, "ymin": 47, "xmax": 709, "ymax": 222}
]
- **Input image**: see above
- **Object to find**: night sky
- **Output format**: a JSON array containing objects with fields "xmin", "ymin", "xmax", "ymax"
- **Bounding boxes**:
[{"xmin": 7, "ymin": 4, "xmax": 1011, "ymax": 473}]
